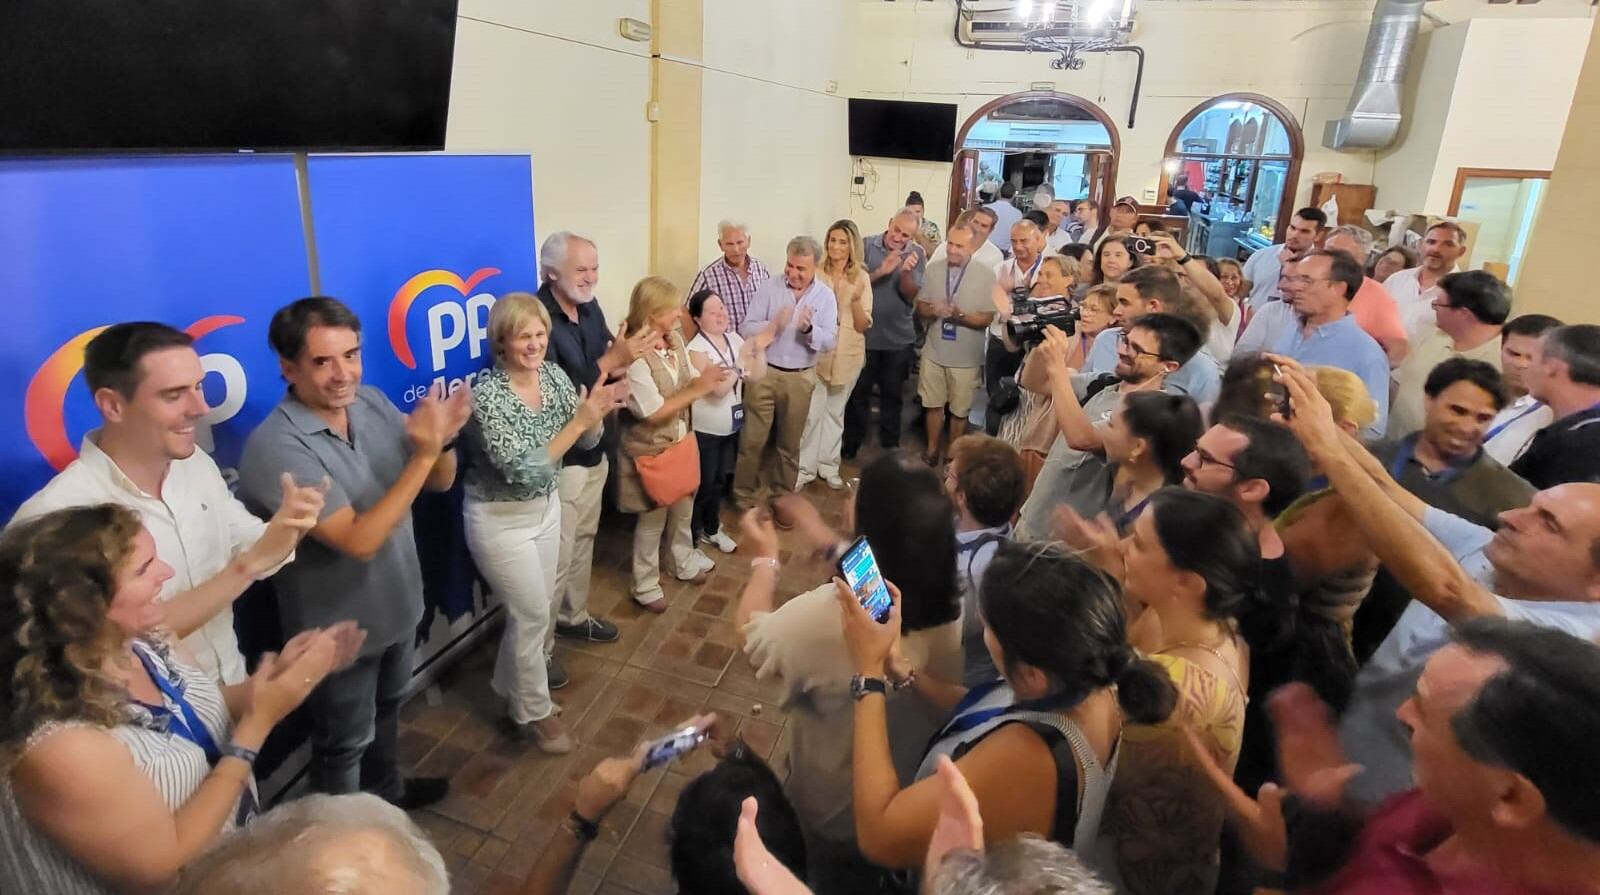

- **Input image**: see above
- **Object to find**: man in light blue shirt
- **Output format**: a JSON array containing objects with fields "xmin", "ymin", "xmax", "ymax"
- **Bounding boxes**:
[
  {"xmin": 1255, "ymin": 249, "xmax": 1391, "ymax": 436},
  {"xmin": 1082, "ymin": 265, "xmax": 1221, "ymax": 405},
  {"xmin": 984, "ymin": 183, "xmax": 1023, "ymax": 254},
  {"xmin": 736, "ymin": 236, "xmax": 839, "ymax": 515},
  {"xmin": 1271, "ymin": 363, "xmax": 1600, "ymax": 805},
  {"xmin": 1240, "ymin": 206, "xmax": 1325, "ymax": 311}
]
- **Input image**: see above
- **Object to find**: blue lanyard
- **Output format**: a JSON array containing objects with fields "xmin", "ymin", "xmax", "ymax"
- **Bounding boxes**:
[
  {"xmin": 132, "ymin": 644, "xmax": 222, "ymax": 764},
  {"xmin": 1483, "ymin": 401, "xmax": 1545, "ymax": 444}
]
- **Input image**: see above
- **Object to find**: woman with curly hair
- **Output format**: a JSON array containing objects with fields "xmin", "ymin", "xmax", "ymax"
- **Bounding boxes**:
[{"xmin": 0, "ymin": 505, "xmax": 359, "ymax": 893}]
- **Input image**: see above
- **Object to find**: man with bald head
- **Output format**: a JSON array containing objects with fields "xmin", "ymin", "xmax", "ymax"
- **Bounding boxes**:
[{"xmin": 845, "ymin": 208, "xmax": 927, "ymax": 455}]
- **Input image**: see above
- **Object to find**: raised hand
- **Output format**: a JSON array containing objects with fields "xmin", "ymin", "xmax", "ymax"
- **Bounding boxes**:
[
  {"xmin": 873, "ymin": 249, "xmax": 905, "ymax": 279},
  {"xmin": 740, "ymin": 507, "xmax": 780, "ymax": 560},
  {"xmin": 405, "ymin": 383, "xmax": 451, "ymax": 455},
  {"xmin": 242, "ymin": 472, "xmax": 327, "ymax": 576},
  {"xmin": 439, "ymin": 381, "xmax": 474, "ymax": 441},
  {"xmin": 692, "ymin": 365, "xmax": 737, "ymax": 397},
  {"xmin": 237, "ymin": 628, "xmax": 342, "ymax": 732},
  {"xmin": 1267, "ymin": 355, "xmax": 1343, "ymax": 460},
  {"xmin": 735, "ymin": 798, "xmax": 814, "ymax": 895},
  {"xmin": 575, "ymin": 378, "xmax": 628, "ymax": 430},
  {"xmin": 1052, "ymin": 505, "xmax": 1123, "ymax": 578},
  {"xmin": 923, "ymin": 755, "xmax": 985, "ymax": 881},
  {"xmin": 1269, "ymin": 683, "xmax": 1362, "ymax": 806}
]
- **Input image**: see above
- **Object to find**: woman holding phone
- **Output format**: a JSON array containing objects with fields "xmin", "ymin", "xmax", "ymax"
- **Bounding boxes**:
[
  {"xmin": 838, "ymin": 541, "xmax": 1177, "ymax": 877},
  {"xmin": 735, "ymin": 452, "xmax": 962, "ymax": 893}
]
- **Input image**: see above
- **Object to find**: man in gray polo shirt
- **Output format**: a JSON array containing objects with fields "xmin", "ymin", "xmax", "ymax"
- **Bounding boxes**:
[{"xmin": 239, "ymin": 297, "xmax": 469, "ymax": 810}]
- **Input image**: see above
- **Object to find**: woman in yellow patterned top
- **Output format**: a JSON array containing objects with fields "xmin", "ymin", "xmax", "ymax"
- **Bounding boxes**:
[{"xmin": 1072, "ymin": 488, "xmax": 1258, "ymax": 895}]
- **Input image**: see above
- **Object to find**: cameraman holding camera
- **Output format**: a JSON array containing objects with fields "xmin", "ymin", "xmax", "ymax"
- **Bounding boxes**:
[{"xmin": 916, "ymin": 224, "xmax": 998, "ymax": 466}]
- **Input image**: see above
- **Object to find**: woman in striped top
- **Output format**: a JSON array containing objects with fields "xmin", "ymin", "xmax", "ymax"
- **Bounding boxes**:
[{"xmin": 0, "ymin": 504, "xmax": 359, "ymax": 893}]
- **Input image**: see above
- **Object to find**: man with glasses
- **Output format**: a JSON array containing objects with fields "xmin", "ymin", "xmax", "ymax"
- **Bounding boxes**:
[
  {"xmin": 1389, "ymin": 271, "xmax": 1509, "ymax": 437},
  {"xmin": 1082, "ymin": 265, "xmax": 1222, "ymax": 404},
  {"xmin": 1015, "ymin": 312, "xmax": 1203, "ymax": 540},
  {"xmin": 1235, "ymin": 252, "xmax": 1307, "ymax": 355},
  {"xmin": 1245, "ymin": 249, "xmax": 1392, "ymax": 436}
]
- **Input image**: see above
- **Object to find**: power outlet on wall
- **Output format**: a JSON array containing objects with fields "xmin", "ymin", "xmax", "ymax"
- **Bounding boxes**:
[{"xmin": 853, "ymin": 176, "xmax": 866, "ymax": 185}]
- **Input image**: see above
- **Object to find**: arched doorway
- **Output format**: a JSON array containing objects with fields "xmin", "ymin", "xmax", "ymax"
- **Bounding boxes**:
[
  {"xmin": 1158, "ymin": 93, "xmax": 1304, "ymax": 258},
  {"xmin": 947, "ymin": 91, "xmax": 1119, "ymax": 229}
]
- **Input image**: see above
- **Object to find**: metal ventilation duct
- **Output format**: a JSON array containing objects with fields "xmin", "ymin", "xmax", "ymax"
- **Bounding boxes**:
[{"xmin": 1323, "ymin": 0, "xmax": 1427, "ymax": 150}]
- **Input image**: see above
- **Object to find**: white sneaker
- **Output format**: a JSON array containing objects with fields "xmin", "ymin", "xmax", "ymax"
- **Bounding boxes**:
[
  {"xmin": 701, "ymin": 529, "xmax": 738, "ymax": 554},
  {"xmin": 822, "ymin": 474, "xmax": 845, "ymax": 490},
  {"xmin": 677, "ymin": 549, "xmax": 716, "ymax": 579},
  {"xmin": 795, "ymin": 471, "xmax": 817, "ymax": 488}
]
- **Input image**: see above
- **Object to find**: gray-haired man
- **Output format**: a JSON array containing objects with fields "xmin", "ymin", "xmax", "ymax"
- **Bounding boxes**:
[
  {"xmin": 736, "ymin": 236, "xmax": 839, "ymax": 522},
  {"xmin": 687, "ymin": 219, "xmax": 771, "ymax": 330}
]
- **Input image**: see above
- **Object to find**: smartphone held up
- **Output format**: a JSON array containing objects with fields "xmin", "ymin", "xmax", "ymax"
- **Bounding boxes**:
[{"xmin": 837, "ymin": 536, "xmax": 893, "ymax": 624}]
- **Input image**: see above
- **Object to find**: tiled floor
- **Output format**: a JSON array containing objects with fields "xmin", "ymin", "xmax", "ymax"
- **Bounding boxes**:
[{"xmin": 398, "ymin": 470, "xmax": 862, "ymax": 895}]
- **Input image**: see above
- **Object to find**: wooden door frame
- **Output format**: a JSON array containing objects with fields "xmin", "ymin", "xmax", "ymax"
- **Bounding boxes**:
[
  {"xmin": 1447, "ymin": 168, "xmax": 1552, "ymax": 215},
  {"xmin": 1156, "ymin": 93, "xmax": 1304, "ymax": 241},
  {"xmin": 945, "ymin": 90, "xmax": 1121, "ymax": 229}
]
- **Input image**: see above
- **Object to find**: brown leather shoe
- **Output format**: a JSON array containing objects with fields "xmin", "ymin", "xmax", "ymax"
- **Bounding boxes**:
[
  {"xmin": 770, "ymin": 500, "xmax": 795, "ymax": 531},
  {"xmin": 530, "ymin": 714, "xmax": 575, "ymax": 754}
]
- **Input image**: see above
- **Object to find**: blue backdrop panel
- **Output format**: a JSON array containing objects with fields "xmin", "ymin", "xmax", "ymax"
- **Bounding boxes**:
[
  {"xmin": 0, "ymin": 155, "xmax": 311, "ymax": 518},
  {"xmin": 305, "ymin": 154, "xmax": 538, "ymax": 410}
]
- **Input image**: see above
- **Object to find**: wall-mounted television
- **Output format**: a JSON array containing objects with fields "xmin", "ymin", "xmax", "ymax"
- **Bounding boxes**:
[
  {"xmin": 0, "ymin": 0, "xmax": 459, "ymax": 153},
  {"xmin": 849, "ymin": 98, "xmax": 959, "ymax": 163}
]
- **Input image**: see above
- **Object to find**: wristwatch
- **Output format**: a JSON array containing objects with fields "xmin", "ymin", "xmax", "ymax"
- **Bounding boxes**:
[
  {"xmin": 851, "ymin": 674, "xmax": 888, "ymax": 701},
  {"xmin": 1175, "ymin": 254, "xmax": 1194, "ymax": 266}
]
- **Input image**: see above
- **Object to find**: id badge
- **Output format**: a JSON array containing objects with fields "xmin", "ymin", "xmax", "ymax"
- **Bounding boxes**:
[
  {"xmin": 731, "ymin": 402, "xmax": 745, "ymax": 431},
  {"xmin": 940, "ymin": 320, "xmax": 958, "ymax": 341}
]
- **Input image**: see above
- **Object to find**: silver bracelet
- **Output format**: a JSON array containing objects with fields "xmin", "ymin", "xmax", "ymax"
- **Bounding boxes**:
[{"xmin": 750, "ymin": 557, "xmax": 780, "ymax": 571}]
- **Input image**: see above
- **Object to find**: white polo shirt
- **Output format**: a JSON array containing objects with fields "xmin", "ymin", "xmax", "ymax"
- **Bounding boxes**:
[
  {"xmin": 10, "ymin": 433, "xmax": 276, "ymax": 684},
  {"xmin": 1482, "ymin": 393, "xmax": 1553, "ymax": 467},
  {"xmin": 1381, "ymin": 266, "xmax": 1445, "ymax": 346}
]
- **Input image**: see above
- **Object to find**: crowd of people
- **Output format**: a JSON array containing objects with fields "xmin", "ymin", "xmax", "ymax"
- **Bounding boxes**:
[{"xmin": 2, "ymin": 188, "xmax": 1599, "ymax": 895}]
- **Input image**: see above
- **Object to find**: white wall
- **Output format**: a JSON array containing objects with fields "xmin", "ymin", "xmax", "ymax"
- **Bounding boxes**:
[
  {"xmin": 696, "ymin": 0, "xmax": 854, "ymax": 268},
  {"xmin": 849, "ymin": 0, "xmax": 1595, "ymax": 230},
  {"xmin": 446, "ymin": 0, "xmax": 654, "ymax": 320}
]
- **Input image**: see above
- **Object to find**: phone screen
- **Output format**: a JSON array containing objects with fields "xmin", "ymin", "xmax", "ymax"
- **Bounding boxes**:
[
  {"xmin": 838, "ymin": 536, "xmax": 893, "ymax": 623},
  {"xmin": 641, "ymin": 725, "xmax": 707, "ymax": 770}
]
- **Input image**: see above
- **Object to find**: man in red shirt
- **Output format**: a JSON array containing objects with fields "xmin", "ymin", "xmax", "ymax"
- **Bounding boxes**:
[{"xmin": 1199, "ymin": 619, "xmax": 1600, "ymax": 895}]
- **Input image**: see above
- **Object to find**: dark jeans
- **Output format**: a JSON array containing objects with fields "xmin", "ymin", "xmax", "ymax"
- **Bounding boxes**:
[
  {"xmin": 845, "ymin": 346, "xmax": 914, "ymax": 453},
  {"xmin": 306, "ymin": 635, "xmax": 413, "ymax": 799},
  {"xmin": 693, "ymin": 429, "xmax": 739, "ymax": 539}
]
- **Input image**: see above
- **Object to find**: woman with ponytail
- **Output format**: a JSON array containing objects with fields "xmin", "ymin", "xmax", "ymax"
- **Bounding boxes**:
[
  {"xmin": 837, "ymin": 541, "xmax": 1175, "ymax": 878},
  {"xmin": 1092, "ymin": 488, "xmax": 1256, "ymax": 895}
]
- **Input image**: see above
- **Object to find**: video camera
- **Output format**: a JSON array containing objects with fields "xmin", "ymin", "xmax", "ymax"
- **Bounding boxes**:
[{"xmin": 1006, "ymin": 287, "xmax": 1079, "ymax": 346}]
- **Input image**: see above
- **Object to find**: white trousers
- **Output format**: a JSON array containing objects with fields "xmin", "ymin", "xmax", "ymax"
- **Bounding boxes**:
[
  {"xmin": 553, "ymin": 459, "xmax": 608, "ymax": 649},
  {"xmin": 798, "ymin": 373, "xmax": 859, "ymax": 481},
  {"xmin": 632, "ymin": 495, "xmax": 696, "ymax": 604},
  {"xmin": 464, "ymin": 495, "xmax": 562, "ymax": 724}
]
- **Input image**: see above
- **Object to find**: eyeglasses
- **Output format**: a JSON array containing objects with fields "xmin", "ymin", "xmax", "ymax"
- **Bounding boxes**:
[
  {"xmin": 1192, "ymin": 447, "xmax": 1236, "ymax": 471},
  {"xmin": 1118, "ymin": 330, "xmax": 1166, "ymax": 362}
]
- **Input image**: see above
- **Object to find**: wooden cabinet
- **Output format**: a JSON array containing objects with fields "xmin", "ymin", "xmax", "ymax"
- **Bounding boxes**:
[{"xmin": 1309, "ymin": 183, "xmax": 1377, "ymax": 227}]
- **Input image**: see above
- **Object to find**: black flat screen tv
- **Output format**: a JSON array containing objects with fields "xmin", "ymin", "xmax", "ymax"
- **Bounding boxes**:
[
  {"xmin": 848, "ymin": 98, "xmax": 958, "ymax": 163},
  {"xmin": 0, "ymin": 0, "xmax": 459, "ymax": 153}
]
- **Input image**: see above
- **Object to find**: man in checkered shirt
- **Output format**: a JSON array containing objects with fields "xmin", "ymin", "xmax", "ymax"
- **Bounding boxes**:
[{"xmin": 687, "ymin": 219, "xmax": 772, "ymax": 330}]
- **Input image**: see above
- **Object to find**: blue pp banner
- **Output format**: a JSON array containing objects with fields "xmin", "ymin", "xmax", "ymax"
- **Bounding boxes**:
[
  {"xmin": 306, "ymin": 154, "xmax": 538, "ymax": 409},
  {"xmin": 0, "ymin": 153, "xmax": 538, "ymax": 521},
  {"xmin": 0, "ymin": 155, "xmax": 311, "ymax": 517}
]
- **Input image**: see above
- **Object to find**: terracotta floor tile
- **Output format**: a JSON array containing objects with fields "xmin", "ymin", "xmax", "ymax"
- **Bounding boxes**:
[{"xmin": 392, "ymin": 451, "xmax": 882, "ymax": 892}]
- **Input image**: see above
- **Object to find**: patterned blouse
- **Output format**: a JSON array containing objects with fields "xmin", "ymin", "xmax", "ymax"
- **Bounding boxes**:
[{"xmin": 462, "ymin": 363, "xmax": 594, "ymax": 503}]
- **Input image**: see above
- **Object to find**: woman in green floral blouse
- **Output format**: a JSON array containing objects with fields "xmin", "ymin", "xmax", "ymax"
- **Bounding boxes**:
[{"xmin": 460, "ymin": 292, "xmax": 624, "ymax": 754}]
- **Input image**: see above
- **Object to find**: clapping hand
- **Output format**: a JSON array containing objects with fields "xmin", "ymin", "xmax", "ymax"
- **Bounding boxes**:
[
  {"xmin": 1183, "ymin": 684, "xmax": 1362, "ymax": 872},
  {"xmin": 740, "ymin": 507, "xmax": 781, "ymax": 561},
  {"xmin": 405, "ymin": 382, "xmax": 472, "ymax": 455},
  {"xmin": 237, "ymin": 626, "xmax": 346, "ymax": 734},
  {"xmin": 873, "ymin": 249, "xmax": 906, "ymax": 279},
  {"xmin": 602, "ymin": 321, "xmax": 658, "ymax": 377},
  {"xmin": 241, "ymin": 472, "xmax": 327, "ymax": 577},
  {"xmin": 575, "ymin": 377, "xmax": 629, "ymax": 430},
  {"xmin": 793, "ymin": 303, "xmax": 815, "ymax": 332},
  {"xmin": 1052, "ymin": 506, "xmax": 1123, "ymax": 578}
]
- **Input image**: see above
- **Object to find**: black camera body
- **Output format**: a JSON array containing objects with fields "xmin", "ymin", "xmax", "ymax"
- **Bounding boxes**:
[
  {"xmin": 1129, "ymin": 235, "xmax": 1155, "ymax": 256},
  {"xmin": 1007, "ymin": 291, "xmax": 1079, "ymax": 346}
]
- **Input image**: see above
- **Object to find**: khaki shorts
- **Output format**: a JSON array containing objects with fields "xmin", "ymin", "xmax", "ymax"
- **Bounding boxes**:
[{"xmin": 918, "ymin": 353, "xmax": 982, "ymax": 416}]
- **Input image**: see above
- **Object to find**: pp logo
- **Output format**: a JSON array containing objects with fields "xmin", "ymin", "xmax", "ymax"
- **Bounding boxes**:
[
  {"xmin": 387, "ymin": 268, "xmax": 502, "ymax": 374},
  {"xmin": 24, "ymin": 316, "xmax": 249, "ymax": 471}
]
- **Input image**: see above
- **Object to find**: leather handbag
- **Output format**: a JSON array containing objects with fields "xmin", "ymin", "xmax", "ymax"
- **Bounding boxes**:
[{"xmin": 634, "ymin": 435, "xmax": 701, "ymax": 507}]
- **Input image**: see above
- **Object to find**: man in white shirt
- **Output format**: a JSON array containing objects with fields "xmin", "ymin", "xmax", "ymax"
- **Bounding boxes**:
[
  {"xmin": 1273, "ymin": 361, "xmax": 1600, "ymax": 804},
  {"xmin": 10, "ymin": 322, "xmax": 324, "ymax": 683},
  {"xmin": 1043, "ymin": 200, "xmax": 1075, "ymax": 252},
  {"xmin": 1240, "ymin": 206, "xmax": 1326, "ymax": 311},
  {"xmin": 1484, "ymin": 313, "xmax": 1564, "ymax": 466},
  {"xmin": 1383, "ymin": 221, "xmax": 1470, "ymax": 345}
]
